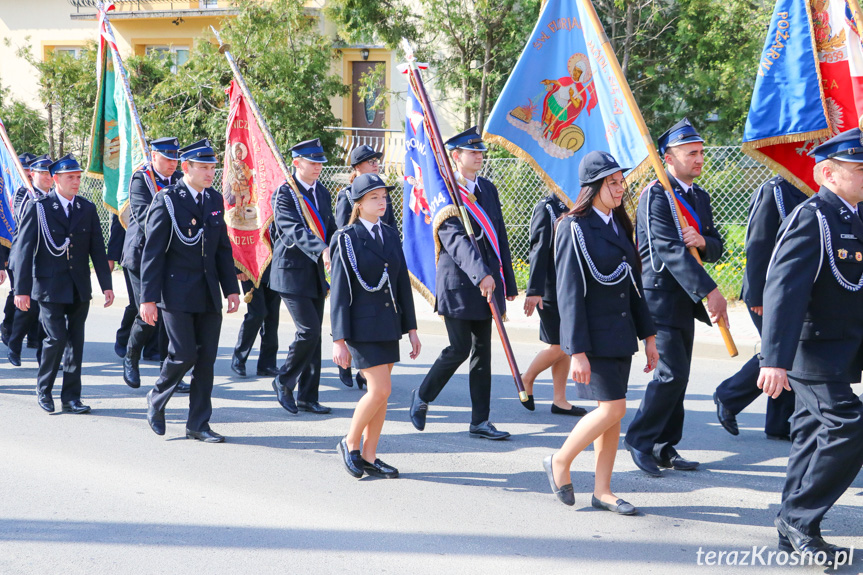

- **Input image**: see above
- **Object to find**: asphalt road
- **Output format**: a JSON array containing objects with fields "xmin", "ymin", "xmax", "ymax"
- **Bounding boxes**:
[{"xmin": 1, "ymin": 293, "xmax": 861, "ymax": 574}]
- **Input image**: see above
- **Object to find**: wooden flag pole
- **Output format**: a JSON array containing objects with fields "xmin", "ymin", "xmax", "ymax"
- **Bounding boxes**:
[
  {"xmin": 401, "ymin": 39, "xmax": 529, "ymax": 405},
  {"xmin": 581, "ymin": 0, "xmax": 738, "ymax": 357}
]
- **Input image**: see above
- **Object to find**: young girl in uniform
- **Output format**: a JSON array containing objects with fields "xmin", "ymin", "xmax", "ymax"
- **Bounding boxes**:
[
  {"xmin": 544, "ymin": 151, "xmax": 659, "ymax": 513},
  {"xmin": 331, "ymin": 173, "xmax": 421, "ymax": 479}
]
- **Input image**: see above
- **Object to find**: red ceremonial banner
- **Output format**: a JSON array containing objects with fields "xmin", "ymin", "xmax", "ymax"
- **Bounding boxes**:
[{"xmin": 223, "ymin": 80, "xmax": 281, "ymax": 287}]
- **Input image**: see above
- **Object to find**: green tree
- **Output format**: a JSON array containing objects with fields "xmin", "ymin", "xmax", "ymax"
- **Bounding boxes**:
[
  {"xmin": 0, "ymin": 81, "xmax": 48, "ymax": 155},
  {"xmin": 14, "ymin": 40, "xmax": 98, "ymax": 160},
  {"xmin": 141, "ymin": 0, "xmax": 349, "ymax": 156}
]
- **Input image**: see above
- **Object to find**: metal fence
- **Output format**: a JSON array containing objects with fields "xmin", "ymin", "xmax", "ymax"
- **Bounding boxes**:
[{"xmin": 79, "ymin": 146, "xmax": 775, "ymax": 299}]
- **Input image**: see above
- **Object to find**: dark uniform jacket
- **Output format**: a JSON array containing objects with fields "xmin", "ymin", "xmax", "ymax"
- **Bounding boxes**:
[
  {"xmin": 329, "ymin": 221, "xmax": 416, "ymax": 342},
  {"xmin": 14, "ymin": 191, "xmax": 112, "ymax": 303},
  {"xmin": 526, "ymin": 193, "xmax": 569, "ymax": 302},
  {"xmin": 269, "ymin": 176, "xmax": 337, "ymax": 298},
  {"xmin": 7, "ymin": 185, "xmax": 48, "ymax": 274},
  {"xmin": 140, "ymin": 180, "xmax": 239, "ymax": 313},
  {"xmin": 741, "ymin": 175, "xmax": 808, "ymax": 307},
  {"xmin": 556, "ymin": 211, "xmax": 655, "ymax": 357},
  {"xmin": 122, "ymin": 168, "xmax": 183, "ymax": 271},
  {"xmin": 434, "ymin": 176, "xmax": 517, "ymax": 321},
  {"xmin": 761, "ymin": 188, "xmax": 863, "ymax": 383},
  {"xmin": 106, "ymin": 214, "xmax": 125, "ymax": 262},
  {"xmin": 334, "ymin": 185, "xmax": 396, "ymax": 229},
  {"xmin": 636, "ymin": 171, "xmax": 724, "ymax": 328}
]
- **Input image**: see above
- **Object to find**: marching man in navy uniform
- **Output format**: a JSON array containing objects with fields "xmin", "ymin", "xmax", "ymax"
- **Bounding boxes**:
[
  {"xmin": 331, "ymin": 173, "xmax": 421, "ymax": 479},
  {"xmin": 14, "ymin": 154, "xmax": 114, "ymax": 413},
  {"xmin": 140, "ymin": 139, "xmax": 240, "ymax": 442},
  {"xmin": 714, "ymin": 175, "xmax": 806, "ymax": 440},
  {"xmin": 229, "ymin": 262, "xmax": 281, "ymax": 379},
  {"xmin": 334, "ymin": 144, "xmax": 396, "ymax": 390},
  {"xmin": 759, "ymin": 129, "xmax": 863, "ymax": 561},
  {"xmin": 521, "ymin": 189, "xmax": 587, "ymax": 416},
  {"xmin": 122, "ymin": 137, "xmax": 187, "ymax": 392},
  {"xmin": 409, "ymin": 127, "xmax": 518, "ymax": 440},
  {"xmin": 269, "ymin": 138, "xmax": 337, "ymax": 415},
  {"xmin": 0, "ymin": 153, "xmax": 35, "ymax": 344},
  {"xmin": 625, "ymin": 118, "xmax": 729, "ymax": 476},
  {"xmin": 5, "ymin": 153, "xmax": 50, "ymax": 365}
]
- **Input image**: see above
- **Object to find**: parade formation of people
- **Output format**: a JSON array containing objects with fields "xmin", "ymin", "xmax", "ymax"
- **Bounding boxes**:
[{"xmin": 2, "ymin": 120, "xmax": 862, "ymax": 563}]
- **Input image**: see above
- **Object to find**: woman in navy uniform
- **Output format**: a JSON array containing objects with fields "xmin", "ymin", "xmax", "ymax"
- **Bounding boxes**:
[
  {"xmin": 521, "ymin": 192, "xmax": 587, "ymax": 417},
  {"xmin": 544, "ymin": 151, "xmax": 658, "ymax": 514},
  {"xmin": 334, "ymin": 144, "xmax": 396, "ymax": 390},
  {"xmin": 331, "ymin": 174, "xmax": 420, "ymax": 478}
]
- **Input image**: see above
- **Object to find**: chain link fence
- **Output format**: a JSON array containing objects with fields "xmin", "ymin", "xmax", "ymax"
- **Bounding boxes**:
[{"xmin": 79, "ymin": 146, "xmax": 774, "ymax": 299}]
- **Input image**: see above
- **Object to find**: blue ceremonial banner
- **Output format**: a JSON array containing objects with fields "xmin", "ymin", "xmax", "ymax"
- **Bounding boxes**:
[
  {"xmin": 484, "ymin": 0, "xmax": 649, "ymax": 201},
  {"xmin": 0, "ymin": 117, "xmax": 26, "ymax": 249},
  {"xmin": 742, "ymin": 0, "xmax": 863, "ymax": 194},
  {"xmin": 402, "ymin": 83, "xmax": 455, "ymax": 305}
]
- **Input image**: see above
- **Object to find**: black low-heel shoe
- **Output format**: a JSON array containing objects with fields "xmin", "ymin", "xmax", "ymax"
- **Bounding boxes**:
[
  {"xmin": 543, "ymin": 455, "xmax": 574, "ymax": 506},
  {"xmin": 591, "ymin": 495, "xmax": 637, "ymax": 515},
  {"xmin": 362, "ymin": 458, "xmax": 399, "ymax": 479},
  {"xmin": 522, "ymin": 394, "xmax": 535, "ymax": 411},
  {"xmin": 337, "ymin": 437, "xmax": 363, "ymax": 478},
  {"xmin": 551, "ymin": 404, "xmax": 588, "ymax": 416}
]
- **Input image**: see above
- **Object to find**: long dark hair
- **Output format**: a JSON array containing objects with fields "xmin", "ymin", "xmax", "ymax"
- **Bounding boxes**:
[{"xmin": 558, "ymin": 175, "xmax": 640, "ymax": 274}]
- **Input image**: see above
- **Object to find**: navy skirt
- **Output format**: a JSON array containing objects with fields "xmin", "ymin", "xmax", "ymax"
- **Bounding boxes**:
[
  {"xmin": 574, "ymin": 356, "xmax": 632, "ymax": 402},
  {"xmin": 346, "ymin": 340, "xmax": 400, "ymax": 370},
  {"xmin": 537, "ymin": 299, "xmax": 561, "ymax": 345}
]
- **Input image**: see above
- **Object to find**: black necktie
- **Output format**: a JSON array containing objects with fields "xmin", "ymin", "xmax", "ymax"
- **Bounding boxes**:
[
  {"xmin": 66, "ymin": 202, "xmax": 72, "ymax": 219},
  {"xmin": 607, "ymin": 217, "xmax": 617, "ymax": 236},
  {"xmin": 196, "ymin": 192, "xmax": 203, "ymax": 212},
  {"xmin": 372, "ymin": 223, "xmax": 383, "ymax": 249}
]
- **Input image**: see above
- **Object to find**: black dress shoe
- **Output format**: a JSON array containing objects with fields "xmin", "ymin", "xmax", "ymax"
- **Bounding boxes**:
[
  {"xmin": 113, "ymin": 342, "xmax": 126, "ymax": 358},
  {"xmin": 0, "ymin": 324, "xmax": 8, "ymax": 346},
  {"xmin": 337, "ymin": 437, "xmax": 364, "ymax": 478},
  {"xmin": 61, "ymin": 400, "xmax": 91, "ymax": 414},
  {"xmin": 523, "ymin": 394, "xmax": 535, "ymax": 411},
  {"xmin": 26, "ymin": 338, "xmax": 39, "ymax": 349},
  {"xmin": 774, "ymin": 516, "xmax": 844, "ymax": 561},
  {"xmin": 543, "ymin": 455, "xmax": 574, "ymax": 506},
  {"xmin": 37, "ymin": 393, "xmax": 55, "ymax": 413},
  {"xmin": 591, "ymin": 495, "xmax": 637, "ymax": 515},
  {"xmin": 355, "ymin": 370, "xmax": 366, "ymax": 390},
  {"xmin": 297, "ymin": 400, "xmax": 331, "ymax": 414},
  {"xmin": 713, "ymin": 392, "xmax": 739, "ymax": 436},
  {"xmin": 186, "ymin": 428, "xmax": 225, "ymax": 443},
  {"xmin": 8, "ymin": 350, "xmax": 21, "ymax": 367},
  {"xmin": 409, "ymin": 388, "xmax": 427, "ymax": 431},
  {"xmin": 766, "ymin": 433, "xmax": 791, "ymax": 441},
  {"xmin": 175, "ymin": 380, "xmax": 191, "ymax": 394},
  {"xmin": 338, "ymin": 365, "xmax": 354, "ymax": 388},
  {"xmin": 362, "ymin": 457, "xmax": 399, "ymax": 478},
  {"xmin": 146, "ymin": 390, "xmax": 166, "ymax": 435},
  {"xmin": 272, "ymin": 377, "xmax": 298, "ymax": 414},
  {"xmin": 551, "ymin": 403, "xmax": 588, "ymax": 416},
  {"xmin": 123, "ymin": 356, "xmax": 141, "ymax": 389},
  {"xmin": 469, "ymin": 420, "xmax": 511, "ymax": 440},
  {"xmin": 656, "ymin": 448, "xmax": 699, "ymax": 471},
  {"xmin": 624, "ymin": 441, "xmax": 662, "ymax": 477},
  {"xmin": 231, "ymin": 356, "xmax": 246, "ymax": 377},
  {"xmin": 256, "ymin": 366, "xmax": 280, "ymax": 377}
]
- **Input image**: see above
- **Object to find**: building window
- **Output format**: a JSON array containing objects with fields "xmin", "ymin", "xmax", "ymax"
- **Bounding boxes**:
[
  {"xmin": 146, "ymin": 45, "xmax": 190, "ymax": 74},
  {"xmin": 52, "ymin": 46, "xmax": 83, "ymax": 59},
  {"xmin": 199, "ymin": 0, "xmax": 218, "ymax": 7}
]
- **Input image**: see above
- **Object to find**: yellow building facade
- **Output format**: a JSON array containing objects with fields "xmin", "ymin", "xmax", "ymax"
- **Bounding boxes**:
[{"xmin": 0, "ymin": 0, "xmax": 432, "ymax": 161}]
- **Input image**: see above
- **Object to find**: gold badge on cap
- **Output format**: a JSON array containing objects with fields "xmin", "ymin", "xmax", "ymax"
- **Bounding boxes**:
[
  {"xmin": 857, "ymin": 252, "xmax": 862, "ymax": 262},
  {"xmin": 839, "ymin": 248, "xmax": 848, "ymax": 259}
]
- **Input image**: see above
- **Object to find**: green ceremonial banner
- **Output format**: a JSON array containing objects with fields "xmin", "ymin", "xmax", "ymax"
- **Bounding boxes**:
[{"xmin": 87, "ymin": 6, "xmax": 147, "ymax": 220}]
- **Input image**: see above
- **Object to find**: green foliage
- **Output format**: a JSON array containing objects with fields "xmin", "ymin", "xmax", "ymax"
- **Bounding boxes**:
[
  {"xmin": 140, "ymin": 0, "xmax": 349, "ymax": 157},
  {"xmin": 0, "ymin": 81, "xmax": 48, "ymax": 155},
  {"xmin": 13, "ymin": 39, "xmax": 99, "ymax": 160}
]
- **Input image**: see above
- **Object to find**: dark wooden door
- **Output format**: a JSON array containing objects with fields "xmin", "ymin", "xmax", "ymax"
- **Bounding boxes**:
[{"xmin": 351, "ymin": 61, "xmax": 385, "ymax": 139}]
